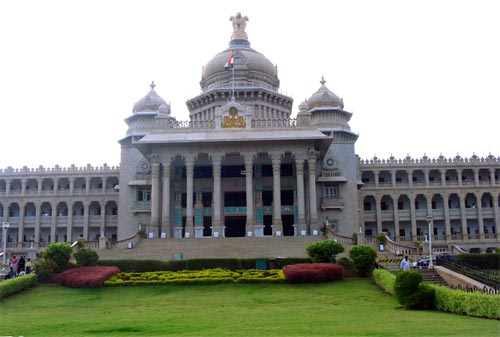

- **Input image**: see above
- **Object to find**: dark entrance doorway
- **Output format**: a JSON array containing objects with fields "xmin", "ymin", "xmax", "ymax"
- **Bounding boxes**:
[
  {"xmin": 225, "ymin": 216, "xmax": 246, "ymax": 237},
  {"xmin": 263, "ymin": 215, "xmax": 273, "ymax": 236},
  {"xmin": 282, "ymin": 214, "xmax": 295, "ymax": 236},
  {"xmin": 203, "ymin": 216, "xmax": 212, "ymax": 237}
]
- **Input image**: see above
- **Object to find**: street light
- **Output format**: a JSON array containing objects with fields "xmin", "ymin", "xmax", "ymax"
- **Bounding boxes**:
[
  {"xmin": 427, "ymin": 216, "xmax": 433, "ymax": 268},
  {"xmin": 2, "ymin": 221, "xmax": 9, "ymax": 265}
]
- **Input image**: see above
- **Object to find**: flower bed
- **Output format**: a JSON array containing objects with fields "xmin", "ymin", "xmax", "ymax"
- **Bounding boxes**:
[
  {"xmin": 282, "ymin": 263, "xmax": 344, "ymax": 283},
  {"xmin": 59, "ymin": 266, "xmax": 121, "ymax": 288}
]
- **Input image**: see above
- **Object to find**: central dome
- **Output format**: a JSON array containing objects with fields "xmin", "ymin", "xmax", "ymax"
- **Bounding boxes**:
[{"xmin": 200, "ymin": 13, "xmax": 279, "ymax": 92}]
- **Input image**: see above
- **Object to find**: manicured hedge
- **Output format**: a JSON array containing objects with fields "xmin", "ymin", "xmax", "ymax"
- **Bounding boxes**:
[
  {"xmin": 431, "ymin": 284, "xmax": 500, "ymax": 319},
  {"xmin": 186, "ymin": 258, "xmax": 241, "ymax": 271},
  {"xmin": 59, "ymin": 266, "xmax": 121, "ymax": 288},
  {"xmin": 282, "ymin": 263, "xmax": 344, "ymax": 284},
  {"xmin": 97, "ymin": 259, "xmax": 170, "ymax": 272},
  {"xmin": 104, "ymin": 268, "xmax": 285, "ymax": 286},
  {"xmin": 0, "ymin": 274, "xmax": 38, "ymax": 299},
  {"xmin": 372, "ymin": 268, "xmax": 396, "ymax": 295},
  {"xmin": 97, "ymin": 258, "xmax": 311, "ymax": 272},
  {"xmin": 454, "ymin": 254, "xmax": 500, "ymax": 269}
]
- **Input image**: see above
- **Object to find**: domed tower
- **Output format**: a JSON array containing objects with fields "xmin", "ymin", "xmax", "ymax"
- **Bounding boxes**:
[
  {"xmin": 124, "ymin": 81, "xmax": 173, "ymax": 138},
  {"xmin": 303, "ymin": 78, "xmax": 360, "ymax": 236},
  {"xmin": 186, "ymin": 13, "xmax": 293, "ymax": 122},
  {"xmin": 118, "ymin": 82, "xmax": 173, "ymax": 239},
  {"xmin": 307, "ymin": 77, "xmax": 352, "ymax": 132}
]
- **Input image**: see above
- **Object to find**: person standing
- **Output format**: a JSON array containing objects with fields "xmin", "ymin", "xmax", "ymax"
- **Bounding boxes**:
[
  {"xmin": 10, "ymin": 255, "xmax": 19, "ymax": 276},
  {"xmin": 25, "ymin": 258, "xmax": 33, "ymax": 274},
  {"xmin": 400, "ymin": 256, "xmax": 411, "ymax": 271}
]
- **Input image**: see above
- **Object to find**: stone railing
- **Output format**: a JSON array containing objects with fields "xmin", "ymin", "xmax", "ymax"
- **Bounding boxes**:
[
  {"xmin": 109, "ymin": 231, "xmax": 142, "ymax": 249},
  {"xmin": 0, "ymin": 163, "xmax": 120, "ymax": 174},
  {"xmin": 382, "ymin": 234, "xmax": 417, "ymax": 255},
  {"xmin": 326, "ymin": 228, "xmax": 355, "ymax": 246},
  {"xmin": 359, "ymin": 153, "xmax": 499, "ymax": 166},
  {"xmin": 251, "ymin": 118, "xmax": 297, "ymax": 128}
]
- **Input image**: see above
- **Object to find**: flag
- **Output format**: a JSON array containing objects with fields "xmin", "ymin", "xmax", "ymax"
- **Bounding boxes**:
[{"xmin": 224, "ymin": 51, "xmax": 234, "ymax": 70}]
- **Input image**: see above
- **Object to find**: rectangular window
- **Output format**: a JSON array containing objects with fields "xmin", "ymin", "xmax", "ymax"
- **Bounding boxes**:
[
  {"xmin": 137, "ymin": 189, "xmax": 151, "ymax": 202},
  {"xmin": 324, "ymin": 186, "xmax": 338, "ymax": 199}
]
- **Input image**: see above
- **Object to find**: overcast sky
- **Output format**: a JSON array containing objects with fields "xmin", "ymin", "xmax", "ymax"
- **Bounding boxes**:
[{"xmin": 1, "ymin": 0, "xmax": 498, "ymax": 169}]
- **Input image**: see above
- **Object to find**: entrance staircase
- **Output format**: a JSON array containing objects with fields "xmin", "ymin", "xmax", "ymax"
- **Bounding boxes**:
[
  {"xmin": 418, "ymin": 268, "xmax": 447, "ymax": 286},
  {"xmin": 97, "ymin": 235, "xmax": 325, "ymax": 261}
]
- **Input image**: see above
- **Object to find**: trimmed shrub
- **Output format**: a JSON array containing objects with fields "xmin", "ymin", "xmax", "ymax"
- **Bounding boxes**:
[
  {"xmin": 306, "ymin": 240, "xmax": 344, "ymax": 263},
  {"xmin": 283, "ymin": 263, "xmax": 344, "ymax": 284},
  {"xmin": 337, "ymin": 257, "xmax": 354, "ymax": 271},
  {"xmin": 41, "ymin": 242, "xmax": 73, "ymax": 272},
  {"xmin": 394, "ymin": 270, "xmax": 435, "ymax": 309},
  {"xmin": 0, "ymin": 274, "xmax": 38, "ymax": 299},
  {"xmin": 73, "ymin": 248, "xmax": 99, "ymax": 266},
  {"xmin": 349, "ymin": 245, "xmax": 377, "ymax": 277},
  {"xmin": 372, "ymin": 268, "xmax": 396, "ymax": 295},
  {"xmin": 432, "ymin": 284, "xmax": 500, "ymax": 319},
  {"xmin": 275, "ymin": 257, "xmax": 312, "ymax": 269},
  {"xmin": 59, "ymin": 266, "xmax": 120, "ymax": 288},
  {"xmin": 97, "ymin": 259, "xmax": 170, "ymax": 272},
  {"xmin": 455, "ymin": 253, "xmax": 500, "ymax": 269},
  {"xmin": 34, "ymin": 258, "xmax": 58, "ymax": 282},
  {"xmin": 186, "ymin": 258, "xmax": 241, "ymax": 270}
]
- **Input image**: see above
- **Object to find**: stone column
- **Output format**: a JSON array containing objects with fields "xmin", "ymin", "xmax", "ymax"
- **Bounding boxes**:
[
  {"xmin": 459, "ymin": 196, "xmax": 468, "ymax": 240},
  {"xmin": 476, "ymin": 192, "xmax": 485, "ymax": 240},
  {"xmin": 271, "ymin": 155, "xmax": 283, "ymax": 235},
  {"xmin": 443, "ymin": 193, "xmax": 451, "ymax": 242},
  {"xmin": 50, "ymin": 201, "xmax": 57, "ymax": 243},
  {"xmin": 295, "ymin": 159, "xmax": 306, "ymax": 234},
  {"xmin": 83, "ymin": 202, "xmax": 89, "ymax": 240},
  {"xmin": 34, "ymin": 202, "xmax": 41, "ymax": 249},
  {"xmin": 100, "ymin": 200, "xmax": 106, "ymax": 238},
  {"xmin": 21, "ymin": 179, "xmax": 27, "ymax": 195},
  {"xmin": 393, "ymin": 194, "xmax": 400, "ymax": 241},
  {"xmin": 149, "ymin": 162, "xmax": 160, "ymax": 238},
  {"xmin": 424, "ymin": 169, "xmax": 430, "ymax": 187},
  {"xmin": 162, "ymin": 161, "xmax": 171, "ymax": 238},
  {"xmin": 185, "ymin": 156, "xmax": 195, "ymax": 237},
  {"xmin": 489, "ymin": 168, "xmax": 496, "ymax": 186},
  {"xmin": 375, "ymin": 195, "xmax": 382, "ymax": 235},
  {"xmin": 374, "ymin": 170, "xmax": 379, "ymax": 188},
  {"xmin": 407, "ymin": 170, "xmax": 413, "ymax": 187},
  {"xmin": 18, "ymin": 202, "xmax": 24, "ymax": 247},
  {"xmin": 67, "ymin": 203, "xmax": 73, "ymax": 243},
  {"xmin": 409, "ymin": 194, "xmax": 417, "ymax": 241},
  {"xmin": 473, "ymin": 169, "xmax": 479, "ymax": 186},
  {"xmin": 308, "ymin": 155, "xmax": 318, "ymax": 230},
  {"xmin": 5, "ymin": 179, "xmax": 10, "ymax": 197},
  {"xmin": 457, "ymin": 169, "xmax": 463, "ymax": 185},
  {"xmin": 85, "ymin": 177, "xmax": 90, "ymax": 195},
  {"xmin": 243, "ymin": 153, "xmax": 255, "ymax": 235},
  {"xmin": 211, "ymin": 153, "xmax": 223, "ymax": 237},
  {"xmin": 391, "ymin": 171, "xmax": 397, "ymax": 187},
  {"xmin": 440, "ymin": 169, "xmax": 446, "ymax": 187}
]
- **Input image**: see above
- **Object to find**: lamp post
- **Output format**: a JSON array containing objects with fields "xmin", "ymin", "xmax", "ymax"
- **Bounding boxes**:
[
  {"xmin": 2, "ymin": 221, "xmax": 9, "ymax": 265},
  {"xmin": 427, "ymin": 216, "xmax": 433, "ymax": 268}
]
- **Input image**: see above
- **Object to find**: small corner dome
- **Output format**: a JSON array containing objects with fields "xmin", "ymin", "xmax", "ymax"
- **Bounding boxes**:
[
  {"xmin": 133, "ymin": 81, "xmax": 170, "ymax": 114},
  {"xmin": 307, "ymin": 77, "xmax": 344, "ymax": 109},
  {"xmin": 298, "ymin": 100, "xmax": 309, "ymax": 111}
]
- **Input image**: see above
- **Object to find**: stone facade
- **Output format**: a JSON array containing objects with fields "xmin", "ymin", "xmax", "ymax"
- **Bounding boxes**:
[{"xmin": 0, "ymin": 13, "xmax": 499, "ymax": 254}]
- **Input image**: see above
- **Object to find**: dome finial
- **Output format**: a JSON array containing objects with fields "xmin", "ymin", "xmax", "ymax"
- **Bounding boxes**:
[
  {"xmin": 320, "ymin": 76, "xmax": 326, "ymax": 86},
  {"xmin": 150, "ymin": 81, "xmax": 156, "ymax": 90},
  {"xmin": 230, "ymin": 12, "xmax": 249, "ymax": 41}
]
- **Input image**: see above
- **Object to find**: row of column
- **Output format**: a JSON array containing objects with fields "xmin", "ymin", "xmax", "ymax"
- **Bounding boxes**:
[
  {"xmin": 2, "ymin": 176, "xmax": 117, "ymax": 196},
  {"xmin": 369, "ymin": 167, "xmax": 498, "ymax": 188},
  {"xmin": 361, "ymin": 193, "xmax": 500, "ymax": 242},
  {"xmin": 148, "ymin": 152, "xmax": 319, "ymax": 237},
  {"xmin": 1, "ymin": 201, "xmax": 113, "ymax": 247}
]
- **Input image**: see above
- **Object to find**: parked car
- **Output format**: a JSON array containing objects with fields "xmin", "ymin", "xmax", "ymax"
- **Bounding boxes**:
[{"xmin": 413, "ymin": 256, "xmax": 436, "ymax": 268}]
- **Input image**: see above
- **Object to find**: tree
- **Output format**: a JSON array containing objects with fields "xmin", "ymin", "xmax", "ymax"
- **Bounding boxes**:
[
  {"xmin": 306, "ymin": 240, "xmax": 345, "ymax": 263},
  {"xmin": 41, "ymin": 242, "xmax": 73, "ymax": 273},
  {"xmin": 73, "ymin": 247, "xmax": 99, "ymax": 267},
  {"xmin": 349, "ymin": 245, "xmax": 377, "ymax": 277}
]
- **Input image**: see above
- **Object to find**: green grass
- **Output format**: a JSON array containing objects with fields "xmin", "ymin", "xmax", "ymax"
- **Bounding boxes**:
[{"xmin": 1, "ymin": 279, "xmax": 499, "ymax": 336}]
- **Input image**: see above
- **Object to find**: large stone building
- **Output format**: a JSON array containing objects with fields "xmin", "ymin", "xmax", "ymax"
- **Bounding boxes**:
[{"xmin": 1, "ymin": 13, "xmax": 499, "ymax": 254}]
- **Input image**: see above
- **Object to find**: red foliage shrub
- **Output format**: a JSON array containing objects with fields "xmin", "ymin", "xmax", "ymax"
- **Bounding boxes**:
[
  {"xmin": 282, "ymin": 263, "xmax": 344, "ymax": 284},
  {"xmin": 59, "ymin": 266, "xmax": 120, "ymax": 288}
]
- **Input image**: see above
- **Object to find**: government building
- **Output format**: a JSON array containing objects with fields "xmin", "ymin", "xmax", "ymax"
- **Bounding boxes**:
[{"xmin": 1, "ymin": 13, "xmax": 499, "ymax": 255}]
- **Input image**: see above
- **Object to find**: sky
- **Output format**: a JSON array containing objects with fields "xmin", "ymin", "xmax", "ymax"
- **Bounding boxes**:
[{"xmin": 0, "ymin": 0, "xmax": 499, "ymax": 169}]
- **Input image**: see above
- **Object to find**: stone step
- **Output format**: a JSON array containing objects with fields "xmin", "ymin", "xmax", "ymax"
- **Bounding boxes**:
[
  {"xmin": 97, "ymin": 235, "xmax": 325, "ymax": 261},
  {"xmin": 418, "ymin": 269, "xmax": 447, "ymax": 286}
]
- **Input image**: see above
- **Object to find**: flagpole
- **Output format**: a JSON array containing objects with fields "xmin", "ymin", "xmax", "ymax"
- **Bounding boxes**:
[{"xmin": 232, "ymin": 64, "xmax": 235, "ymax": 99}]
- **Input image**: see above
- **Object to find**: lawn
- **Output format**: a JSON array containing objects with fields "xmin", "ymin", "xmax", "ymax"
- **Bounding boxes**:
[{"xmin": 1, "ymin": 279, "xmax": 498, "ymax": 337}]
